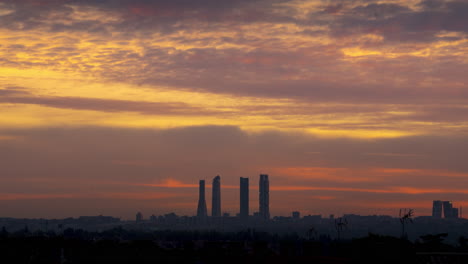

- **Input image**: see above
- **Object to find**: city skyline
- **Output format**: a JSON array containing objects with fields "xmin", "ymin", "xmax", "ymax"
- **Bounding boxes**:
[
  {"xmin": 199, "ymin": 174, "xmax": 270, "ymax": 219},
  {"xmin": 189, "ymin": 177, "xmax": 464, "ymax": 220},
  {"xmin": 0, "ymin": 0, "xmax": 468, "ymax": 219},
  {"xmin": 158, "ymin": 176, "xmax": 462, "ymax": 220},
  {"xmin": 0, "ymin": 171, "xmax": 467, "ymax": 220}
]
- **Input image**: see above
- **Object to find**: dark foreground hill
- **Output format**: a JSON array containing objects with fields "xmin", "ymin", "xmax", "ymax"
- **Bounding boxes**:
[{"xmin": 1, "ymin": 228, "xmax": 468, "ymax": 264}]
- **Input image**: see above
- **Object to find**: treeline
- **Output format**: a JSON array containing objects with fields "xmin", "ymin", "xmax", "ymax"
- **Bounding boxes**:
[{"xmin": 1, "ymin": 227, "xmax": 468, "ymax": 264}]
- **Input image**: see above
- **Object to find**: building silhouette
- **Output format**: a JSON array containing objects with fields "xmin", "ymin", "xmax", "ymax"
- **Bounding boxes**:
[
  {"xmin": 212, "ymin": 175, "xmax": 221, "ymax": 217},
  {"xmin": 443, "ymin": 201, "xmax": 453, "ymax": 218},
  {"xmin": 432, "ymin": 200, "xmax": 443, "ymax": 218},
  {"xmin": 292, "ymin": 211, "xmax": 300, "ymax": 219},
  {"xmin": 259, "ymin": 174, "xmax": 270, "ymax": 220},
  {"xmin": 443, "ymin": 201, "xmax": 459, "ymax": 219},
  {"xmin": 240, "ymin": 177, "xmax": 249, "ymax": 219},
  {"xmin": 136, "ymin": 212, "xmax": 143, "ymax": 222},
  {"xmin": 433, "ymin": 200, "xmax": 459, "ymax": 219},
  {"xmin": 197, "ymin": 180, "xmax": 208, "ymax": 218}
]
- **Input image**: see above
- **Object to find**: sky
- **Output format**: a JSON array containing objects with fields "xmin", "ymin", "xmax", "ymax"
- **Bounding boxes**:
[{"xmin": 0, "ymin": 0, "xmax": 467, "ymax": 219}]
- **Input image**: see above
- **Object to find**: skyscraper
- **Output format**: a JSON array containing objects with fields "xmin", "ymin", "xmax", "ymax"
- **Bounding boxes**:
[
  {"xmin": 442, "ymin": 201, "xmax": 459, "ymax": 219},
  {"xmin": 136, "ymin": 212, "xmax": 143, "ymax": 222},
  {"xmin": 259, "ymin": 174, "xmax": 270, "ymax": 220},
  {"xmin": 434, "ymin": 200, "xmax": 460, "ymax": 219},
  {"xmin": 240, "ymin": 177, "xmax": 249, "ymax": 219},
  {"xmin": 212, "ymin": 175, "xmax": 221, "ymax": 217},
  {"xmin": 443, "ymin": 201, "xmax": 453, "ymax": 218},
  {"xmin": 432, "ymin": 200, "xmax": 442, "ymax": 218},
  {"xmin": 197, "ymin": 180, "xmax": 208, "ymax": 218}
]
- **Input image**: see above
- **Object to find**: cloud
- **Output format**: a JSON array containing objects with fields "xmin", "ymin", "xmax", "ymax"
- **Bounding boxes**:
[
  {"xmin": 0, "ymin": 0, "xmax": 294, "ymax": 33},
  {"xmin": 2, "ymin": 81, "xmax": 467, "ymax": 139},
  {"xmin": 418, "ymin": 0, "xmax": 446, "ymax": 9},
  {"xmin": 0, "ymin": 88, "xmax": 220, "ymax": 116},
  {"xmin": 329, "ymin": 1, "xmax": 468, "ymax": 42},
  {"xmin": 0, "ymin": 86, "xmax": 29, "ymax": 96},
  {"xmin": 0, "ymin": 191, "xmax": 181, "ymax": 200},
  {"xmin": 351, "ymin": 3, "xmax": 411, "ymax": 19},
  {"xmin": 1, "ymin": 0, "xmax": 467, "ymax": 111},
  {"xmin": 139, "ymin": 179, "xmax": 199, "ymax": 188},
  {"xmin": 322, "ymin": 3, "xmax": 344, "ymax": 15}
]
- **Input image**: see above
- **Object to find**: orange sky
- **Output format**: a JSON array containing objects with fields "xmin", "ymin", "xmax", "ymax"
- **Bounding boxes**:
[{"xmin": 0, "ymin": 0, "xmax": 467, "ymax": 219}]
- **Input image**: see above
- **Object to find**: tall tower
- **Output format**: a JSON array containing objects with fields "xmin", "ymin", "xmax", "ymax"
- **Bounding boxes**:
[
  {"xmin": 443, "ymin": 201, "xmax": 453, "ymax": 218},
  {"xmin": 212, "ymin": 175, "xmax": 221, "ymax": 217},
  {"xmin": 259, "ymin": 174, "xmax": 270, "ymax": 220},
  {"xmin": 197, "ymin": 180, "xmax": 208, "ymax": 218},
  {"xmin": 240, "ymin": 177, "xmax": 249, "ymax": 219},
  {"xmin": 432, "ymin": 200, "xmax": 442, "ymax": 218}
]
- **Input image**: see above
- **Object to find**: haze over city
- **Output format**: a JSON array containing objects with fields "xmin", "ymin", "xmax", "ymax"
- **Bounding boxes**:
[{"xmin": 1, "ymin": 0, "xmax": 468, "ymax": 220}]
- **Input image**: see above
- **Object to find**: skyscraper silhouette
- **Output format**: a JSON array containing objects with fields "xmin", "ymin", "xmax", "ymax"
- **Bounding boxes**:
[
  {"xmin": 443, "ymin": 201, "xmax": 459, "ymax": 218},
  {"xmin": 433, "ymin": 200, "xmax": 460, "ymax": 219},
  {"xmin": 240, "ymin": 177, "xmax": 249, "ymax": 219},
  {"xmin": 136, "ymin": 212, "xmax": 143, "ymax": 222},
  {"xmin": 212, "ymin": 175, "xmax": 221, "ymax": 217},
  {"xmin": 197, "ymin": 180, "xmax": 208, "ymax": 218},
  {"xmin": 259, "ymin": 174, "xmax": 270, "ymax": 220},
  {"xmin": 432, "ymin": 200, "xmax": 442, "ymax": 218}
]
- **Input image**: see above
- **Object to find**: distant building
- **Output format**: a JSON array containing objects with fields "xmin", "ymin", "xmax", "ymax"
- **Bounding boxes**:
[
  {"xmin": 240, "ymin": 177, "xmax": 249, "ymax": 219},
  {"xmin": 434, "ymin": 200, "xmax": 459, "ymax": 219},
  {"xmin": 292, "ymin": 211, "xmax": 300, "ymax": 219},
  {"xmin": 197, "ymin": 180, "xmax": 208, "ymax": 218},
  {"xmin": 212, "ymin": 175, "xmax": 221, "ymax": 217},
  {"xmin": 432, "ymin": 200, "xmax": 443, "ymax": 218},
  {"xmin": 303, "ymin": 214, "xmax": 322, "ymax": 222},
  {"xmin": 443, "ymin": 201, "xmax": 455, "ymax": 218},
  {"xmin": 136, "ymin": 212, "xmax": 143, "ymax": 222},
  {"xmin": 259, "ymin": 174, "xmax": 270, "ymax": 220},
  {"xmin": 150, "ymin": 214, "xmax": 157, "ymax": 222}
]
